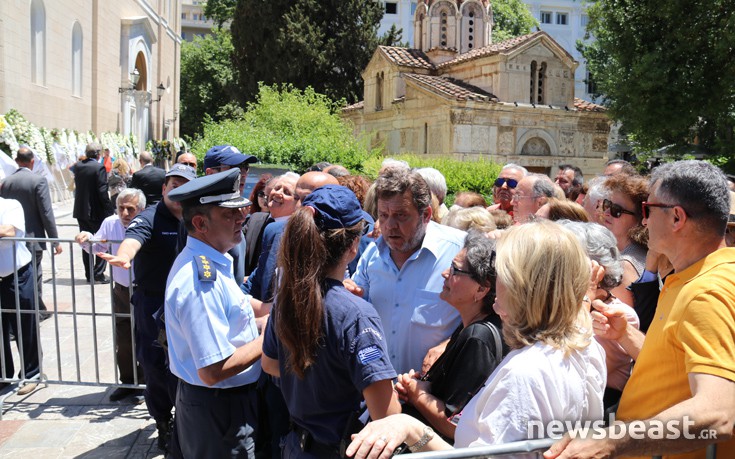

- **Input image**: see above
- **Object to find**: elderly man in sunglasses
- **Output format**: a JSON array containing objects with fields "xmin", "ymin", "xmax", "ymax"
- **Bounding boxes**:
[{"xmin": 487, "ymin": 164, "xmax": 527, "ymax": 216}]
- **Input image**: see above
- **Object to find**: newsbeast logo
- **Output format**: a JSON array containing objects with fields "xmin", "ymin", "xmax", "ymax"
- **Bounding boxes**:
[{"xmin": 528, "ymin": 415, "xmax": 718, "ymax": 441}]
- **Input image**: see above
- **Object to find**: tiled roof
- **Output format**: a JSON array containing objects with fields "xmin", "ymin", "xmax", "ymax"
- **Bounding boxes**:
[
  {"xmin": 404, "ymin": 73, "xmax": 497, "ymax": 102},
  {"xmin": 379, "ymin": 46, "xmax": 434, "ymax": 70},
  {"xmin": 342, "ymin": 100, "xmax": 364, "ymax": 112},
  {"xmin": 437, "ymin": 32, "xmax": 543, "ymax": 69},
  {"xmin": 573, "ymin": 98, "xmax": 606, "ymax": 112}
]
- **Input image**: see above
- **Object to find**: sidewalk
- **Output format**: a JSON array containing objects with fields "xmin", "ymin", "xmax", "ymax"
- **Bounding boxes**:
[{"xmin": 0, "ymin": 200, "xmax": 164, "ymax": 458}]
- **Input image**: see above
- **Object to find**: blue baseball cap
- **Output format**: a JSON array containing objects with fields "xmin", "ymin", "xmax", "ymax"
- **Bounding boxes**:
[
  {"xmin": 166, "ymin": 163, "xmax": 197, "ymax": 181},
  {"xmin": 203, "ymin": 145, "xmax": 257, "ymax": 170},
  {"xmin": 167, "ymin": 169, "xmax": 251, "ymax": 208},
  {"xmin": 301, "ymin": 185, "xmax": 373, "ymax": 230}
]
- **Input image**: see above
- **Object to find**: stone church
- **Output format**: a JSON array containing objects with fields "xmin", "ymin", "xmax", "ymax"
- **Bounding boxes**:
[{"xmin": 342, "ymin": 0, "xmax": 610, "ymax": 175}]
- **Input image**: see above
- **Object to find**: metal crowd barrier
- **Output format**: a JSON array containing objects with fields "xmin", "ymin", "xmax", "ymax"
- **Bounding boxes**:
[
  {"xmin": 0, "ymin": 236, "xmax": 142, "ymax": 419},
  {"xmin": 0, "ymin": 239, "xmax": 723, "ymax": 458}
]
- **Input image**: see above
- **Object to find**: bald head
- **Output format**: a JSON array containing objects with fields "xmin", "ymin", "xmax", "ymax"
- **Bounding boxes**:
[
  {"xmin": 295, "ymin": 171, "xmax": 339, "ymax": 202},
  {"xmin": 16, "ymin": 146, "xmax": 34, "ymax": 167},
  {"xmin": 139, "ymin": 151, "xmax": 154, "ymax": 165}
]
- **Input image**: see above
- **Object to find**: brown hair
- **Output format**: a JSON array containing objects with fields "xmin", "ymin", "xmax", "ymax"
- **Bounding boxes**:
[
  {"xmin": 275, "ymin": 207, "xmax": 363, "ymax": 378},
  {"xmin": 248, "ymin": 173, "xmax": 272, "ymax": 214},
  {"xmin": 604, "ymin": 174, "xmax": 649, "ymax": 247},
  {"xmin": 454, "ymin": 191, "xmax": 488, "ymax": 208},
  {"xmin": 337, "ymin": 175, "xmax": 372, "ymax": 207},
  {"xmin": 544, "ymin": 198, "xmax": 590, "ymax": 222}
]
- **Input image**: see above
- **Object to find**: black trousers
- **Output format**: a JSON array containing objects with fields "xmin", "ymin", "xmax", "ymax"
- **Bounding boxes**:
[
  {"xmin": 113, "ymin": 283, "xmax": 143, "ymax": 385},
  {"xmin": 77, "ymin": 219, "xmax": 107, "ymax": 281},
  {"xmin": 1, "ymin": 263, "xmax": 41, "ymax": 380},
  {"xmin": 175, "ymin": 379, "xmax": 258, "ymax": 459}
]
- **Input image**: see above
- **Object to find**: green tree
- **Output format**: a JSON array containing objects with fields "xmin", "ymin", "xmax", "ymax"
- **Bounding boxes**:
[
  {"xmin": 582, "ymin": 0, "xmax": 735, "ymax": 156},
  {"xmin": 203, "ymin": 0, "xmax": 236, "ymax": 28},
  {"xmin": 180, "ymin": 28, "xmax": 240, "ymax": 138},
  {"xmin": 230, "ymin": 0, "xmax": 384, "ymax": 105},
  {"xmin": 492, "ymin": 0, "xmax": 539, "ymax": 43},
  {"xmin": 190, "ymin": 84, "xmax": 378, "ymax": 172}
]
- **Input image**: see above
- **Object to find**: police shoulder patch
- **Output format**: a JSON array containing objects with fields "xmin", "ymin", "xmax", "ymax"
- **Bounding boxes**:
[
  {"xmin": 357, "ymin": 345, "xmax": 382, "ymax": 364},
  {"xmin": 194, "ymin": 254, "xmax": 216, "ymax": 282}
]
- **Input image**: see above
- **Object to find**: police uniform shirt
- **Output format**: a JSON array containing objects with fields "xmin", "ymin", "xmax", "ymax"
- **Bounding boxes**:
[
  {"xmin": 262, "ymin": 278, "xmax": 397, "ymax": 446},
  {"xmin": 165, "ymin": 237, "xmax": 261, "ymax": 388},
  {"xmin": 125, "ymin": 199, "xmax": 181, "ymax": 293}
]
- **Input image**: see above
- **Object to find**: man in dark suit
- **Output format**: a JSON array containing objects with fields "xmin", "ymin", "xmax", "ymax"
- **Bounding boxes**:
[
  {"xmin": 130, "ymin": 151, "xmax": 165, "ymax": 207},
  {"xmin": 73, "ymin": 142, "xmax": 113, "ymax": 283},
  {"xmin": 0, "ymin": 146, "xmax": 62, "ymax": 315}
]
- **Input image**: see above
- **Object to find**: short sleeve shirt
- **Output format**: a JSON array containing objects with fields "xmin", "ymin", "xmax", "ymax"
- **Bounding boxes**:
[
  {"xmin": 263, "ymin": 279, "xmax": 396, "ymax": 446},
  {"xmin": 125, "ymin": 199, "xmax": 181, "ymax": 292},
  {"xmin": 0, "ymin": 198, "xmax": 31, "ymax": 276},
  {"xmin": 165, "ymin": 237, "xmax": 261, "ymax": 388}
]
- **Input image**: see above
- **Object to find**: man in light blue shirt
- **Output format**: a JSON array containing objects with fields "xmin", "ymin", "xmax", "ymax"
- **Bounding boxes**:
[
  {"xmin": 349, "ymin": 168, "xmax": 465, "ymax": 374},
  {"xmin": 165, "ymin": 169, "xmax": 262, "ymax": 458}
]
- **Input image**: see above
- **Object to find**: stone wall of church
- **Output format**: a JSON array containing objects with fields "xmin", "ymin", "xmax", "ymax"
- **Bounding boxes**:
[{"xmin": 0, "ymin": 0, "xmax": 181, "ymax": 142}]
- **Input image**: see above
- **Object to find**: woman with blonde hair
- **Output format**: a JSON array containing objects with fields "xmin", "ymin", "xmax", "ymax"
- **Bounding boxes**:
[
  {"xmin": 346, "ymin": 221, "xmax": 606, "ymax": 458},
  {"xmin": 442, "ymin": 206, "xmax": 497, "ymax": 233}
]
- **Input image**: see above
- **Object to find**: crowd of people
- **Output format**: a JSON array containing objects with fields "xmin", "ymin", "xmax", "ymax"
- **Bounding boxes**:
[{"xmin": 1, "ymin": 141, "xmax": 733, "ymax": 459}]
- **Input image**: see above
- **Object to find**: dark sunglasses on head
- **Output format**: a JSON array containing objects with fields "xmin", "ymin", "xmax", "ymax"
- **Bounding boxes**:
[
  {"xmin": 494, "ymin": 177, "xmax": 518, "ymax": 189},
  {"xmin": 602, "ymin": 199, "xmax": 636, "ymax": 219}
]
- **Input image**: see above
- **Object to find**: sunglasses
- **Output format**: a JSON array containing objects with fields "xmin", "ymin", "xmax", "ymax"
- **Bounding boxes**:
[
  {"xmin": 602, "ymin": 199, "xmax": 636, "ymax": 219},
  {"xmin": 641, "ymin": 201, "xmax": 677, "ymax": 220},
  {"xmin": 494, "ymin": 177, "xmax": 518, "ymax": 189},
  {"xmin": 449, "ymin": 263, "xmax": 473, "ymax": 278}
]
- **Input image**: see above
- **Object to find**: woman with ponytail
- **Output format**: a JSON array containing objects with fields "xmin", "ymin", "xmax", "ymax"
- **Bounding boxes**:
[{"xmin": 262, "ymin": 185, "xmax": 400, "ymax": 458}]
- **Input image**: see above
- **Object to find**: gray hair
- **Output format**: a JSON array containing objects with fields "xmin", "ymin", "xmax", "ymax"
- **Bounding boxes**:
[
  {"xmin": 530, "ymin": 174, "xmax": 556, "ymax": 198},
  {"xmin": 586, "ymin": 176, "xmax": 609, "ymax": 204},
  {"xmin": 375, "ymin": 168, "xmax": 432, "ymax": 214},
  {"xmin": 116, "ymin": 188, "xmax": 146, "ymax": 210},
  {"xmin": 380, "ymin": 158, "xmax": 410, "ymax": 172},
  {"xmin": 502, "ymin": 163, "xmax": 528, "ymax": 177},
  {"xmin": 557, "ymin": 220, "xmax": 623, "ymax": 290},
  {"xmin": 416, "ymin": 167, "xmax": 448, "ymax": 203},
  {"xmin": 85, "ymin": 142, "xmax": 103, "ymax": 159},
  {"xmin": 463, "ymin": 230, "xmax": 497, "ymax": 313},
  {"xmin": 651, "ymin": 160, "xmax": 730, "ymax": 235},
  {"xmin": 442, "ymin": 207, "xmax": 496, "ymax": 232}
]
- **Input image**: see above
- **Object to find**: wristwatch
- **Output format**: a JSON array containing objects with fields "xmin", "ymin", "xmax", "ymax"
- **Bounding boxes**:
[{"xmin": 408, "ymin": 425, "xmax": 435, "ymax": 452}]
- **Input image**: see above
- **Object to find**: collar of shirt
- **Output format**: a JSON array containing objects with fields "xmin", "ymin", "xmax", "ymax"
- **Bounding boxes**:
[
  {"xmin": 184, "ymin": 236, "xmax": 233, "ymax": 273},
  {"xmin": 273, "ymin": 215, "xmax": 290, "ymax": 223},
  {"xmin": 664, "ymin": 247, "xmax": 735, "ymax": 290},
  {"xmin": 376, "ymin": 220, "xmax": 446, "ymax": 263}
]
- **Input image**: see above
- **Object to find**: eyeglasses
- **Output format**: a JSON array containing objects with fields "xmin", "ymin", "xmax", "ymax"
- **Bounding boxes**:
[
  {"xmin": 641, "ymin": 201, "xmax": 677, "ymax": 220},
  {"xmin": 511, "ymin": 194, "xmax": 536, "ymax": 202},
  {"xmin": 449, "ymin": 263, "xmax": 473, "ymax": 278},
  {"xmin": 494, "ymin": 177, "xmax": 518, "ymax": 189},
  {"xmin": 602, "ymin": 199, "xmax": 636, "ymax": 219}
]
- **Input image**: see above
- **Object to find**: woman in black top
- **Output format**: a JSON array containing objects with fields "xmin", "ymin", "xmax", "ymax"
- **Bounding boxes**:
[{"xmin": 395, "ymin": 230, "xmax": 503, "ymax": 441}]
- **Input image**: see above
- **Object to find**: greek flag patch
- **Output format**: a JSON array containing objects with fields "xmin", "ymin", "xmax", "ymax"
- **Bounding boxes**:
[{"xmin": 357, "ymin": 345, "xmax": 382, "ymax": 364}]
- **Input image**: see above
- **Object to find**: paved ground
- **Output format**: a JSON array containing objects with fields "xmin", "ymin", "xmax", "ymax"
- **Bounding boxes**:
[{"xmin": 0, "ymin": 200, "xmax": 165, "ymax": 458}]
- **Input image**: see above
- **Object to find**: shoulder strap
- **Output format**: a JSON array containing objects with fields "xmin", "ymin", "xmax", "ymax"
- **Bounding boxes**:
[{"xmin": 480, "ymin": 321, "xmax": 503, "ymax": 364}]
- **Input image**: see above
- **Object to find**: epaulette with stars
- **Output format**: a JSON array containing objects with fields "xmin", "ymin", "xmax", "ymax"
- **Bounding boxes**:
[{"xmin": 194, "ymin": 255, "xmax": 216, "ymax": 282}]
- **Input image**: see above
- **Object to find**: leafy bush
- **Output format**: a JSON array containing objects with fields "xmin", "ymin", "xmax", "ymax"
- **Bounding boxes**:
[
  {"xmin": 189, "ymin": 84, "xmax": 378, "ymax": 172},
  {"xmin": 362, "ymin": 154, "xmax": 502, "ymax": 201}
]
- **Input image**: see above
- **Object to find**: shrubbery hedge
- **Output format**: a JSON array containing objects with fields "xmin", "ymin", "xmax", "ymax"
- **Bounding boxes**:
[{"xmin": 362, "ymin": 154, "xmax": 501, "ymax": 202}]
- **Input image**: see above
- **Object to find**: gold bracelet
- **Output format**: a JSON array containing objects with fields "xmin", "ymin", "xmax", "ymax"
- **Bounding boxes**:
[{"xmin": 408, "ymin": 425, "xmax": 435, "ymax": 452}]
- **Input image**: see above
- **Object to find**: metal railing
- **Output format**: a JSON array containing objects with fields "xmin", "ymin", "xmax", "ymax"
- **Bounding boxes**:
[{"xmin": 0, "ymin": 236, "xmax": 142, "ymax": 418}]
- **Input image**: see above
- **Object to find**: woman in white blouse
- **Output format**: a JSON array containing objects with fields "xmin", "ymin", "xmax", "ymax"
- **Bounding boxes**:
[{"xmin": 346, "ymin": 221, "xmax": 606, "ymax": 458}]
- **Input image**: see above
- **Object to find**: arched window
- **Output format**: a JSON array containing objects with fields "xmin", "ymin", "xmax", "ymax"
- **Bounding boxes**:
[
  {"xmin": 529, "ymin": 61, "xmax": 546, "ymax": 104},
  {"xmin": 375, "ymin": 72, "xmax": 384, "ymax": 111},
  {"xmin": 72, "ymin": 22, "xmax": 83, "ymax": 97},
  {"xmin": 31, "ymin": 0, "xmax": 46, "ymax": 85},
  {"xmin": 537, "ymin": 62, "xmax": 547, "ymax": 104},
  {"xmin": 530, "ymin": 61, "xmax": 537, "ymax": 104}
]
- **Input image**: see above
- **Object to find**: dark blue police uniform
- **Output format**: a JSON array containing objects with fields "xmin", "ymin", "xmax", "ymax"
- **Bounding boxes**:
[
  {"xmin": 125, "ymin": 198, "xmax": 181, "ymax": 424},
  {"xmin": 263, "ymin": 279, "xmax": 397, "ymax": 458}
]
